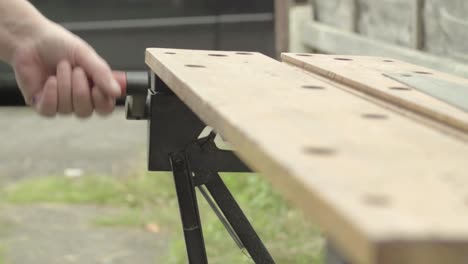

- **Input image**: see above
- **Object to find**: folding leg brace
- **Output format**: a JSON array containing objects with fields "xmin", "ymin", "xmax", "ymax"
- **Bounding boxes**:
[
  {"xmin": 169, "ymin": 134, "xmax": 275, "ymax": 264},
  {"xmin": 125, "ymin": 73, "xmax": 275, "ymax": 263},
  {"xmin": 125, "ymin": 71, "xmax": 352, "ymax": 264}
]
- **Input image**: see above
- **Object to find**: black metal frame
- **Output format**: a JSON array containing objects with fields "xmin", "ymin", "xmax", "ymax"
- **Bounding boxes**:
[
  {"xmin": 168, "ymin": 133, "xmax": 275, "ymax": 264},
  {"xmin": 125, "ymin": 71, "xmax": 352, "ymax": 264},
  {"xmin": 325, "ymin": 242, "xmax": 351, "ymax": 264},
  {"xmin": 169, "ymin": 151, "xmax": 208, "ymax": 264},
  {"xmin": 139, "ymin": 73, "xmax": 275, "ymax": 263}
]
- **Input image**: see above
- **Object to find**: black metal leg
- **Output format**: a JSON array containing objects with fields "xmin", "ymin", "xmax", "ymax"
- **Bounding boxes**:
[
  {"xmin": 148, "ymin": 75, "xmax": 272, "ymax": 263},
  {"xmin": 169, "ymin": 152, "xmax": 208, "ymax": 264},
  {"xmin": 203, "ymin": 172, "xmax": 275, "ymax": 264},
  {"xmin": 326, "ymin": 241, "xmax": 351, "ymax": 264}
]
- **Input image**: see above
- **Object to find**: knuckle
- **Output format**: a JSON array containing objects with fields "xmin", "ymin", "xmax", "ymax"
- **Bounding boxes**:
[
  {"xmin": 38, "ymin": 108, "xmax": 56, "ymax": 118},
  {"xmin": 75, "ymin": 108, "xmax": 93, "ymax": 118},
  {"xmin": 58, "ymin": 105, "xmax": 73, "ymax": 115},
  {"xmin": 73, "ymin": 66, "xmax": 85, "ymax": 76},
  {"xmin": 96, "ymin": 105, "xmax": 114, "ymax": 116},
  {"xmin": 57, "ymin": 60, "xmax": 69, "ymax": 72},
  {"xmin": 96, "ymin": 110, "xmax": 111, "ymax": 117},
  {"xmin": 73, "ymin": 87, "xmax": 88, "ymax": 99}
]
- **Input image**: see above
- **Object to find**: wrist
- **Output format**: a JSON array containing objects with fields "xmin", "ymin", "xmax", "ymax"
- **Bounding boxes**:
[{"xmin": 0, "ymin": 3, "xmax": 49, "ymax": 63}]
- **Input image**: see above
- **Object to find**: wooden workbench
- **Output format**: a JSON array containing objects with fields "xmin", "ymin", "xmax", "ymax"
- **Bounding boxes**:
[{"xmin": 145, "ymin": 48, "xmax": 468, "ymax": 264}]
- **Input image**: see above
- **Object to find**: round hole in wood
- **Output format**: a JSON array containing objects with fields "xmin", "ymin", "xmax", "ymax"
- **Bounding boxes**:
[
  {"xmin": 361, "ymin": 113, "xmax": 389, "ymax": 120},
  {"xmin": 334, "ymin": 58, "xmax": 353, "ymax": 61},
  {"xmin": 296, "ymin": 53, "xmax": 313, "ymax": 57},
  {"xmin": 303, "ymin": 147, "xmax": 337, "ymax": 156},
  {"xmin": 165, "ymin": 52, "xmax": 176, "ymax": 55},
  {"xmin": 302, "ymin": 85, "xmax": 325, "ymax": 90},
  {"xmin": 383, "ymin": 60, "xmax": 394, "ymax": 62},
  {"xmin": 363, "ymin": 194, "xmax": 391, "ymax": 208},
  {"xmin": 414, "ymin": 71, "xmax": 433, "ymax": 75},
  {"xmin": 208, "ymin": 54, "xmax": 228, "ymax": 57},
  {"xmin": 185, "ymin": 64, "xmax": 206, "ymax": 68},
  {"xmin": 389, "ymin": 86, "xmax": 411, "ymax": 91},
  {"xmin": 236, "ymin": 52, "xmax": 253, "ymax": 55}
]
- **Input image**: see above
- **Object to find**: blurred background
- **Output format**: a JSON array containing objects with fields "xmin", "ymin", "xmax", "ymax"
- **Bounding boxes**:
[
  {"xmin": 0, "ymin": 1, "xmax": 322, "ymax": 264},
  {"xmin": 1, "ymin": 0, "xmax": 467, "ymax": 263},
  {"xmin": 283, "ymin": 0, "xmax": 468, "ymax": 78},
  {"xmin": 0, "ymin": 0, "xmax": 275, "ymax": 105}
]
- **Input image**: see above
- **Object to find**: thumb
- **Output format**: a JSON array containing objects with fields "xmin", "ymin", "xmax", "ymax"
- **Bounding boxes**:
[{"xmin": 74, "ymin": 43, "xmax": 121, "ymax": 98}]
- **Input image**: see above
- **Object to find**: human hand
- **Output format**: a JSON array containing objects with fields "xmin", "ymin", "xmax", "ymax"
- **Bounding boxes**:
[{"xmin": 10, "ymin": 20, "xmax": 121, "ymax": 118}]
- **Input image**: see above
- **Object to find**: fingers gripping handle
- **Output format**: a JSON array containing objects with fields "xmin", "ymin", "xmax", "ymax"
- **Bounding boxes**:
[
  {"xmin": 113, "ymin": 71, "xmax": 127, "ymax": 96},
  {"xmin": 112, "ymin": 71, "xmax": 150, "ymax": 98}
]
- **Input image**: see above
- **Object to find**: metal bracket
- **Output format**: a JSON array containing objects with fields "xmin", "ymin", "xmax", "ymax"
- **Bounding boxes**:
[
  {"xmin": 124, "ymin": 71, "xmax": 151, "ymax": 120},
  {"xmin": 384, "ymin": 72, "xmax": 468, "ymax": 112},
  {"xmin": 170, "ymin": 132, "xmax": 275, "ymax": 264},
  {"xmin": 325, "ymin": 242, "xmax": 351, "ymax": 264},
  {"xmin": 147, "ymin": 73, "xmax": 251, "ymax": 172},
  {"xmin": 125, "ymin": 72, "xmax": 275, "ymax": 263}
]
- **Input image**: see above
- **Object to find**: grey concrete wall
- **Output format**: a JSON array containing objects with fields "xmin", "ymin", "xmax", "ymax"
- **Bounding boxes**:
[
  {"xmin": 358, "ymin": 0, "xmax": 414, "ymax": 48},
  {"xmin": 425, "ymin": 0, "xmax": 468, "ymax": 63},
  {"xmin": 313, "ymin": 0, "xmax": 468, "ymax": 63},
  {"xmin": 314, "ymin": 0, "xmax": 356, "ymax": 30},
  {"xmin": 314, "ymin": 0, "xmax": 414, "ymax": 47}
]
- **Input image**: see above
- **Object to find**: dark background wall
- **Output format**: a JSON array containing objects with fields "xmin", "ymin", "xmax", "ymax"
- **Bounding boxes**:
[{"xmin": 0, "ymin": 0, "xmax": 275, "ymax": 105}]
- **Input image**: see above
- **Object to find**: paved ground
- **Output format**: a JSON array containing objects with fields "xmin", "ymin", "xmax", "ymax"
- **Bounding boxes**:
[
  {"xmin": 0, "ymin": 107, "xmax": 168, "ymax": 264},
  {"xmin": 0, "ymin": 107, "xmax": 147, "ymax": 183},
  {"xmin": 0, "ymin": 204, "xmax": 168, "ymax": 264}
]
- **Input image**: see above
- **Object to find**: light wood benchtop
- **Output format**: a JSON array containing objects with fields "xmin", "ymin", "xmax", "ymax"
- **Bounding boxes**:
[{"xmin": 146, "ymin": 48, "xmax": 468, "ymax": 264}]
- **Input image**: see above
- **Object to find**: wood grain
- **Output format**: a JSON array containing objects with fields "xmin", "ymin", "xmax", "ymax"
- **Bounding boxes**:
[
  {"xmin": 283, "ymin": 53, "xmax": 468, "ymax": 135},
  {"xmin": 146, "ymin": 48, "xmax": 468, "ymax": 264}
]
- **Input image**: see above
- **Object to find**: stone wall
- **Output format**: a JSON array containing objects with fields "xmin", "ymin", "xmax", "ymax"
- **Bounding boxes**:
[
  {"xmin": 425, "ymin": 0, "xmax": 468, "ymax": 62},
  {"xmin": 313, "ymin": 0, "xmax": 468, "ymax": 63}
]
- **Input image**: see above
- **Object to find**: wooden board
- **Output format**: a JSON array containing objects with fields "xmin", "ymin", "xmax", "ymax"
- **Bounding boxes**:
[
  {"xmin": 145, "ymin": 48, "xmax": 468, "ymax": 264},
  {"xmin": 283, "ymin": 53, "xmax": 468, "ymax": 135}
]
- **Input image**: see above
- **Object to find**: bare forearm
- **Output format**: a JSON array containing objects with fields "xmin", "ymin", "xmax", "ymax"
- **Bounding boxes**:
[
  {"xmin": 0, "ymin": 0, "xmax": 48, "ymax": 63},
  {"xmin": 2, "ymin": 0, "xmax": 120, "ymax": 117}
]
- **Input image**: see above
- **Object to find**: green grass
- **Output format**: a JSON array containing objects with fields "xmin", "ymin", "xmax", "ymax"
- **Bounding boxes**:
[
  {"xmin": 0, "ymin": 245, "xmax": 4, "ymax": 264},
  {"xmin": 0, "ymin": 219, "xmax": 11, "ymax": 264},
  {"xmin": 166, "ymin": 173, "xmax": 324, "ymax": 264},
  {"xmin": 3, "ymin": 170, "xmax": 324, "ymax": 263},
  {"xmin": 4, "ymin": 176, "xmax": 127, "ymax": 204}
]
